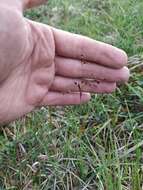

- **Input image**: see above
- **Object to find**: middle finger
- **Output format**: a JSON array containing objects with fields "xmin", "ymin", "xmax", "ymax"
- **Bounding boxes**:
[{"xmin": 55, "ymin": 57, "xmax": 129, "ymax": 83}]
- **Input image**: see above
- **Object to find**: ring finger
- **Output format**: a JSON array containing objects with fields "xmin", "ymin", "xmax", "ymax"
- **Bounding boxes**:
[{"xmin": 50, "ymin": 76, "xmax": 117, "ymax": 93}]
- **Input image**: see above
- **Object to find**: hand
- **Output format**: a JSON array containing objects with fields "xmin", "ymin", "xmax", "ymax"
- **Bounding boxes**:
[{"xmin": 0, "ymin": 1, "xmax": 129, "ymax": 124}]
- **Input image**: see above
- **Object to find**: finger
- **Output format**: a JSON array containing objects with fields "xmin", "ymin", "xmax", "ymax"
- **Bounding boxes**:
[
  {"xmin": 52, "ymin": 28, "xmax": 128, "ymax": 69},
  {"xmin": 25, "ymin": 0, "xmax": 47, "ymax": 9},
  {"xmin": 40, "ymin": 92, "xmax": 91, "ymax": 106},
  {"xmin": 50, "ymin": 76, "xmax": 117, "ymax": 94},
  {"xmin": 55, "ymin": 57, "xmax": 130, "ymax": 82}
]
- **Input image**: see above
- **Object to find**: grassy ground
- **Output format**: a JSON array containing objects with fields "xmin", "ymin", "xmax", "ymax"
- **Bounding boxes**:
[{"xmin": 0, "ymin": 0, "xmax": 143, "ymax": 189}]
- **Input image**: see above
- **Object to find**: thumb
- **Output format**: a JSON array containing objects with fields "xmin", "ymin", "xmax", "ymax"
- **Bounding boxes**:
[{"xmin": 25, "ymin": 0, "xmax": 47, "ymax": 9}]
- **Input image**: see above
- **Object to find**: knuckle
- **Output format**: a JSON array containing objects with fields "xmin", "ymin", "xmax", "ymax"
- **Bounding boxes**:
[{"xmin": 77, "ymin": 36, "xmax": 88, "ymax": 57}]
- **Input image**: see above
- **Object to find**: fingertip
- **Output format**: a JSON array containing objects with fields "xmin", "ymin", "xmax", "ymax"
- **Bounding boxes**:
[
  {"xmin": 121, "ymin": 66, "xmax": 130, "ymax": 82},
  {"xmin": 81, "ymin": 93, "xmax": 91, "ymax": 103},
  {"xmin": 103, "ymin": 83, "xmax": 117, "ymax": 93},
  {"xmin": 115, "ymin": 49, "xmax": 128, "ymax": 68},
  {"xmin": 117, "ymin": 66, "xmax": 130, "ymax": 84},
  {"xmin": 111, "ymin": 83, "xmax": 117, "ymax": 92}
]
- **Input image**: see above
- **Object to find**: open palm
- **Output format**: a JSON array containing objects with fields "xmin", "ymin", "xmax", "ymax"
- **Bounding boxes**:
[{"xmin": 0, "ymin": 0, "xmax": 129, "ymax": 123}]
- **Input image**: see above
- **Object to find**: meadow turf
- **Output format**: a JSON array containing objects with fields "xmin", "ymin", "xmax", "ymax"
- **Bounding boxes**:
[{"xmin": 0, "ymin": 0, "xmax": 143, "ymax": 189}]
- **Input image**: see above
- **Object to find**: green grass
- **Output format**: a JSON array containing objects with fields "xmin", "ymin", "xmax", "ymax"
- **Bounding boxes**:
[{"xmin": 0, "ymin": 0, "xmax": 143, "ymax": 189}]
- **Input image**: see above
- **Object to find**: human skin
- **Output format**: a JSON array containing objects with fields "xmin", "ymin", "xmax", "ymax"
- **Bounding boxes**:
[{"xmin": 0, "ymin": 0, "xmax": 130, "ymax": 124}]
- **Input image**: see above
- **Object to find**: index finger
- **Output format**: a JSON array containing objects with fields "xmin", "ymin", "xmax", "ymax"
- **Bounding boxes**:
[{"xmin": 52, "ymin": 28, "xmax": 128, "ymax": 69}]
